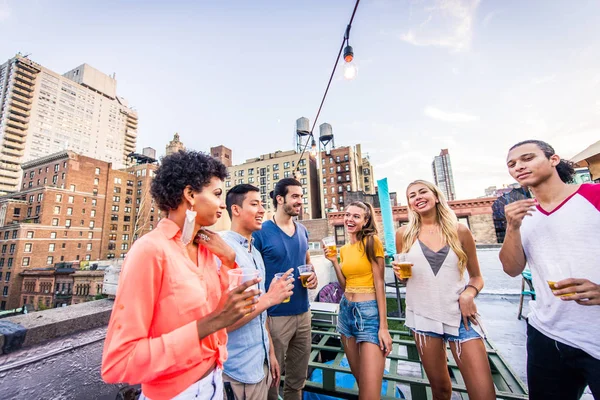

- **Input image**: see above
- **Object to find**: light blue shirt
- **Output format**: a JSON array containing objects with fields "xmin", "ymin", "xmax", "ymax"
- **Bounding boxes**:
[{"xmin": 221, "ymin": 230, "xmax": 270, "ymax": 384}]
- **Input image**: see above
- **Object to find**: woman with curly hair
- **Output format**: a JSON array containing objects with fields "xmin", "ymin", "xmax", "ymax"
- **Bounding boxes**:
[
  {"xmin": 394, "ymin": 180, "xmax": 495, "ymax": 400},
  {"xmin": 102, "ymin": 150, "xmax": 260, "ymax": 400},
  {"xmin": 324, "ymin": 201, "xmax": 393, "ymax": 399}
]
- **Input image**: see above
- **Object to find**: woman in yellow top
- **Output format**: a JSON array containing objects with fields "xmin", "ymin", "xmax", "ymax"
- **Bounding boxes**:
[{"xmin": 324, "ymin": 201, "xmax": 393, "ymax": 399}]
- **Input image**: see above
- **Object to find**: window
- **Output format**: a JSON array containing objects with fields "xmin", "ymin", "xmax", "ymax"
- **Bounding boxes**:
[
  {"xmin": 12, "ymin": 230, "xmax": 17, "ymax": 239},
  {"xmin": 121, "ymin": 243, "xmax": 129, "ymax": 250},
  {"xmin": 92, "ymin": 199, "xmax": 97, "ymax": 206},
  {"xmin": 22, "ymin": 257, "xmax": 29, "ymax": 266},
  {"xmin": 26, "ymin": 231, "xmax": 34, "ymax": 239},
  {"xmin": 94, "ymin": 178, "xmax": 99, "ymax": 185},
  {"xmin": 113, "ymin": 196, "xmax": 120, "ymax": 202},
  {"xmin": 344, "ymin": 154, "xmax": 349, "ymax": 161},
  {"xmin": 329, "ymin": 157, "xmax": 333, "ymax": 164},
  {"xmin": 37, "ymin": 193, "xmax": 43, "ymax": 202},
  {"xmin": 29, "ymin": 195, "xmax": 34, "ymax": 203},
  {"xmin": 70, "ymin": 184, "xmax": 76, "ymax": 192},
  {"xmin": 273, "ymin": 164, "xmax": 279, "ymax": 171},
  {"xmin": 122, "ymin": 234, "xmax": 130, "ymax": 241},
  {"xmin": 89, "ymin": 221, "xmax": 95, "ymax": 228},
  {"xmin": 283, "ymin": 162, "xmax": 290, "ymax": 169},
  {"xmin": 7, "ymin": 258, "xmax": 12, "ymax": 268},
  {"xmin": 67, "ymin": 207, "xmax": 73, "ymax": 215},
  {"xmin": 48, "ymin": 244, "xmax": 55, "ymax": 252},
  {"xmin": 336, "ymin": 156, "xmax": 340, "ymax": 162},
  {"xmin": 284, "ymin": 171, "xmax": 291, "ymax": 178},
  {"xmin": 47, "ymin": 256, "xmax": 53, "ymax": 265},
  {"xmin": 248, "ymin": 168, "xmax": 254, "ymax": 175},
  {"xmin": 90, "ymin": 210, "xmax": 96, "ymax": 217},
  {"xmin": 24, "ymin": 243, "xmax": 32, "ymax": 253},
  {"xmin": 86, "ymin": 243, "xmax": 92, "ymax": 251},
  {"xmin": 339, "ymin": 196, "xmax": 344, "ymax": 203},
  {"xmin": 88, "ymin": 232, "xmax": 93, "ymax": 239},
  {"xmin": 335, "ymin": 225, "xmax": 346, "ymax": 246},
  {"xmin": 35, "ymin": 205, "xmax": 40, "ymax": 215},
  {"xmin": 65, "ymin": 219, "xmax": 71, "ymax": 227},
  {"xmin": 62, "ymin": 173, "xmax": 66, "ymax": 180},
  {"xmin": 53, "ymin": 206, "xmax": 60, "ymax": 214},
  {"xmin": 56, "ymin": 194, "xmax": 62, "ymax": 202},
  {"xmin": 114, "ymin": 187, "xmax": 121, "ymax": 194},
  {"xmin": 347, "ymin": 185, "xmax": 351, "ymax": 191},
  {"xmin": 68, "ymin": 196, "xmax": 74, "ymax": 204},
  {"xmin": 2, "ymin": 287, "xmax": 8, "ymax": 297},
  {"xmin": 9, "ymin": 244, "xmax": 15, "ymax": 254},
  {"xmin": 114, "ymin": 177, "xmax": 121, "ymax": 184},
  {"xmin": 0, "ymin": 259, "xmax": 3, "ymax": 268},
  {"xmin": 112, "ymin": 205, "xmax": 119, "ymax": 212},
  {"xmin": 95, "ymin": 167, "xmax": 100, "ymax": 175},
  {"xmin": 50, "ymin": 232, "xmax": 57, "ymax": 239},
  {"xmin": 124, "ymin": 207, "xmax": 131, "ymax": 213},
  {"xmin": 1, "ymin": 245, "xmax": 5, "ymax": 253},
  {"xmin": 273, "ymin": 173, "xmax": 279, "ymax": 180},
  {"xmin": 62, "ymin": 243, "xmax": 66, "ymax": 249}
]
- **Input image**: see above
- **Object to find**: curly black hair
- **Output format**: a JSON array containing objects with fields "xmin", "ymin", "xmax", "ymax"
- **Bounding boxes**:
[{"xmin": 151, "ymin": 150, "xmax": 228, "ymax": 212}]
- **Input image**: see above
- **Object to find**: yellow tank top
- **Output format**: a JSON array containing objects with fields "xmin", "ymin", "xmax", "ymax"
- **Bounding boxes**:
[{"xmin": 340, "ymin": 236, "xmax": 384, "ymax": 293}]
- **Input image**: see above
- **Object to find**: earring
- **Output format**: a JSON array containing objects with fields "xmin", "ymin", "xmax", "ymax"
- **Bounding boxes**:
[{"xmin": 180, "ymin": 203, "xmax": 197, "ymax": 245}]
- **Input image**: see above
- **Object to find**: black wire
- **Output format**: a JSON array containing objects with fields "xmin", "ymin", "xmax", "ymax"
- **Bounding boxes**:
[{"xmin": 295, "ymin": 0, "xmax": 361, "ymax": 173}]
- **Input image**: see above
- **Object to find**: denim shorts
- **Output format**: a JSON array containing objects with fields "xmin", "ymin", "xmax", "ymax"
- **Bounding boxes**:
[
  {"xmin": 410, "ymin": 319, "xmax": 482, "ymax": 343},
  {"xmin": 337, "ymin": 297, "xmax": 380, "ymax": 346}
]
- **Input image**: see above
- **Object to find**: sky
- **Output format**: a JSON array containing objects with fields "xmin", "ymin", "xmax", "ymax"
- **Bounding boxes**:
[{"xmin": 1, "ymin": 0, "xmax": 599, "ymax": 200}]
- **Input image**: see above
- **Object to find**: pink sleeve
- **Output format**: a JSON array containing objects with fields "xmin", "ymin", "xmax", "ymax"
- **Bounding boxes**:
[
  {"xmin": 579, "ymin": 183, "xmax": 600, "ymax": 212},
  {"xmin": 101, "ymin": 239, "xmax": 204, "ymax": 384}
]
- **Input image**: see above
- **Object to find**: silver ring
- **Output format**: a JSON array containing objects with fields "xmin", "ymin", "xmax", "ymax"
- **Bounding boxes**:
[{"xmin": 200, "ymin": 234, "xmax": 210, "ymax": 242}]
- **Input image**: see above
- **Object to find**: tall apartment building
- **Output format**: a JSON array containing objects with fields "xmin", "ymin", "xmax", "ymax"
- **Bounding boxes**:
[
  {"xmin": 223, "ymin": 149, "xmax": 321, "ymax": 220},
  {"xmin": 0, "ymin": 150, "xmax": 158, "ymax": 310},
  {"xmin": 320, "ymin": 144, "xmax": 376, "ymax": 213},
  {"xmin": 0, "ymin": 54, "xmax": 138, "ymax": 194},
  {"xmin": 432, "ymin": 149, "xmax": 456, "ymax": 201},
  {"xmin": 165, "ymin": 132, "xmax": 185, "ymax": 157}
]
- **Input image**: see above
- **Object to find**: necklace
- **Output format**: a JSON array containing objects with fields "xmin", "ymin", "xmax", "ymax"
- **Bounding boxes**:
[{"xmin": 424, "ymin": 225, "xmax": 439, "ymax": 235}]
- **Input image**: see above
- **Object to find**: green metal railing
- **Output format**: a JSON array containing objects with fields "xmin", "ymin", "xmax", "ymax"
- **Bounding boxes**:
[{"xmin": 295, "ymin": 310, "xmax": 529, "ymax": 400}]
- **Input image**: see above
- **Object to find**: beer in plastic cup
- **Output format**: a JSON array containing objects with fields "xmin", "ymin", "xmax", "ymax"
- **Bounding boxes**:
[
  {"xmin": 228, "ymin": 269, "xmax": 259, "ymax": 315},
  {"xmin": 298, "ymin": 264, "xmax": 314, "ymax": 288},
  {"xmin": 275, "ymin": 272, "xmax": 294, "ymax": 303},
  {"xmin": 547, "ymin": 280, "xmax": 576, "ymax": 297},
  {"xmin": 322, "ymin": 236, "xmax": 337, "ymax": 258},
  {"xmin": 393, "ymin": 253, "xmax": 413, "ymax": 279}
]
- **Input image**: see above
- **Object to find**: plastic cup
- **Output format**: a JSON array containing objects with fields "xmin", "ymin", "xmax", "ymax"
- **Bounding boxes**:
[
  {"xmin": 274, "ymin": 272, "xmax": 294, "ymax": 303},
  {"xmin": 393, "ymin": 254, "xmax": 413, "ymax": 279},
  {"xmin": 546, "ymin": 265, "xmax": 574, "ymax": 297},
  {"xmin": 228, "ymin": 268, "xmax": 259, "ymax": 292},
  {"xmin": 298, "ymin": 264, "xmax": 314, "ymax": 288},
  {"xmin": 322, "ymin": 236, "xmax": 337, "ymax": 257}
]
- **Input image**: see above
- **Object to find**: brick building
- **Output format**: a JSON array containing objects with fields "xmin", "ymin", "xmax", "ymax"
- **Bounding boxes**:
[
  {"xmin": 0, "ymin": 150, "xmax": 159, "ymax": 310},
  {"xmin": 72, "ymin": 269, "xmax": 105, "ymax": 305},
  {"xmin": 320, "ymin": 144, "xmax": 375, "ymax": 213}
]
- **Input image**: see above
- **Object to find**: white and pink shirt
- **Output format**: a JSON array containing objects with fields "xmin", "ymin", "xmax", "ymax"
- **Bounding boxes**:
[{"xmin": 520, "ymin": 183, "xmax": 600, "ymax": 360}]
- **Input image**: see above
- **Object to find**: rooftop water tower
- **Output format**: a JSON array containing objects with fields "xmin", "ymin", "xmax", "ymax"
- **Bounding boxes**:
[
  {"xmin": 319, "ymin": 122, "xmax": 335, "ymax": 154},
  {"xmin": 295, "ymin": 117, "xmax": 311, "ymax": 153}
]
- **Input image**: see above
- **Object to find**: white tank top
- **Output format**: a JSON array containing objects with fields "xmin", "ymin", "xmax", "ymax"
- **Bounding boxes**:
[{"xmin": 405, "ymin": 239, "xmax": 470, "ymax": 336}]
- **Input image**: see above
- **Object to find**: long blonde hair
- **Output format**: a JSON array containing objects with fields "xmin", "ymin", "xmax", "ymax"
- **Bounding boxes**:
[{"xmin": 402, "ymin": 180, "xmax": 468, "ymax": 277}]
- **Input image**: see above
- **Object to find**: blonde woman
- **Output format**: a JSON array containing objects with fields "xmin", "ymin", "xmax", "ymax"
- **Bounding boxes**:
[
  {"xmin": 324, "ymin": 201, "xmax": 393, "ymax": 399},
  {"xmin": 394, "ymin": 180, "xmax": 495, "ymax": 400}
]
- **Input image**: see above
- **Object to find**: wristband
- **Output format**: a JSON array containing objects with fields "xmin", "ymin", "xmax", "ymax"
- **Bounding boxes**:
[{"xmin": 464, "ymin": 284, "xmax": 480, "ymax": 297}]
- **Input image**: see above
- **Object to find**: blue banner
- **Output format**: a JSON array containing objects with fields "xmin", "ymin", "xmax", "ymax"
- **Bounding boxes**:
[{"xmin": 377, "ymin": 177, "xmax": 397, "ymax": 257}]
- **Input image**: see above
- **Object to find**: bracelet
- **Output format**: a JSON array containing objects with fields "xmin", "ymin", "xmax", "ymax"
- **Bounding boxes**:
[{"xmin": 464, "ymin": 284, "xmax": 480, "ymax": 297}]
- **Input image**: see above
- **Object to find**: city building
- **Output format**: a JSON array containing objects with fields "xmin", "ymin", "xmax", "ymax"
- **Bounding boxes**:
[
  {"xmin": 211, "ymin": 145, "xmax": 232, "ymax": 167},
  {"xmin": 432, "ymin": 149, "xmax": 456, "ymax": 201},
  {"xmin": 100, "ymin": 152, "xmax": 160, "ymax": 260},
  {"xmin": 165, "ymin": 132, "xmax": 185, "ymax": 157},
  {"xmin": 72, "ymin": 269, "xmax": 105, "ymax": 305},
  {"xmin": 319, "ymin": 144, "xmax": 376, "ymax": 213},
  {"xmin": 0, "ymin": 150, "xmax": 159, "ymax": 310},
  {"xmin": 223, "ymin": 149, "xmax": 321, "ymax": 220},
  {"xmin": 0, "ymin": 54, "xmax": 138, "ymax": 194}
]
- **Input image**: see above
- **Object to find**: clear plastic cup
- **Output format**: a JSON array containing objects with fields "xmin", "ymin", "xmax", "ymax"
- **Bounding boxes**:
[
  {"xmin": 274, "ymin": 272, "xmax": 294, "ymax": 303},
  {"xmin": 322, "ymin": 236, "xmax": 337, "ymax": 257},
  {"xmin": 393, "ymin": 253, "xmax": 413, "ymax": 279},
  {"xmin": 298, "ymin": 264, "xmax": 314, "ymax": 288},
  {"xmin": 228, "ymin": 268, "xmax": 259, "ymax": 292}
]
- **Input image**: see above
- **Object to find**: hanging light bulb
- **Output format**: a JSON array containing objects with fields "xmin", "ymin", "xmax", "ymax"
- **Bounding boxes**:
[
  {"xmin": 342, "ymin": 44, "xmax": 357, "ymax": 80},
  {"xmin": 343, "ymin": 62, "xmax": 358, "ymax": 80},
  {"xmin": 310, "ymin": 138, "xmax": 317, "ymax": 157}
]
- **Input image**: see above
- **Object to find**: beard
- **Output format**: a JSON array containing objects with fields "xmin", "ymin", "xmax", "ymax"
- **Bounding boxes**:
[{"xmin": 283, "ymin": 201, "xmax": 300, "ymax": 217}]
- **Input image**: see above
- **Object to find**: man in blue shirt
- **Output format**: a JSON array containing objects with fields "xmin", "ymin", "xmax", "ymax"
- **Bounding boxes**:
[
  {"xmin": 222, "ymin": 184, "xmax": 294, "ymax": 400},
  {"xmin": 253, "ymin": 178, "xmax": 318, "ymax": 400}
]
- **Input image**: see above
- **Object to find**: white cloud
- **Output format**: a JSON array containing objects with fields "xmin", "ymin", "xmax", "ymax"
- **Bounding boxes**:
[
  {"xmin": 423, "ymin": 106, "xmax": 479, "ymax": 123},
  {"xmin": 531, "ymin": 74, "xmax": 556, "ymax": 85},
  {"xmin": 399, "ymin": 0, "xmax": 480, "ymax": 52},
  {"xmin": 0, "ymin": 1, "xmax": 11, "ymax": 22}
]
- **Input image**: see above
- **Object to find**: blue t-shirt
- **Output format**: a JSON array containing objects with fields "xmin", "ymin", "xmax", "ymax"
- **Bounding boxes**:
[{"xmin": 252, "ymin": 220, "xmax": 309, "ymax": 317}]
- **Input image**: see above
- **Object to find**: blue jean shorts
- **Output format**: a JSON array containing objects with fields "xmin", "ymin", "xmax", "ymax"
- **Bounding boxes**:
[
  {"xmin": 410, "ymin": 319, "xmax": 482, "ymax": 343},
  {"xmin": 337, "ymin": 297, "xmax": 380, "ymax": 346}
]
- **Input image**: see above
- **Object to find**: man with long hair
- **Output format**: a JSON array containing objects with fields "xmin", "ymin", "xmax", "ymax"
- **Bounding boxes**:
[
  {"xmin": 252, "ymin": 178, "xmax": 318, "ymax": 400},
  {"xmin": 500, "ymin": 140, "xmax": 600, "ymax": 399}
]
